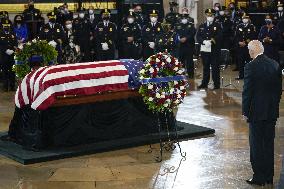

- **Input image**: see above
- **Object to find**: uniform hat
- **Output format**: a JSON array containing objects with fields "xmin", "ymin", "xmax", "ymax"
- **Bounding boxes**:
[
  {"xmin": 101, "ymin": 9, "xmax": 111, "ymax": 16},
  {"xmin": 149, "ymin": 10, "xmax": 158, "ymax": 17},
  {"xmin": 277, "ymin": 1, "xmax": 283, "ymax": 7},
  {"xmin": 205, "ymin": 8, "xmax": 216, "ymax": 16},
  {"xmin": 47, "ymin": 11, "xmax": 56, "ymax": 19},
  {"xmin": 169, "ymin": 1, "xmax": 178, "ymax": 7},
  {"xmin": 127, "ymin": 9, "xmax": 135, "ymax": 18},
  {"xmin": 242, "ymin": 12, "xmax": 250, "ymax": 19}
]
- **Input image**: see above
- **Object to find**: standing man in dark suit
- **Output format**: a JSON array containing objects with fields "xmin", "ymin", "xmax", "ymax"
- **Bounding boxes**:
[{"xmin": 242, "ymin": 40, "xmax": 282, "ymax": 186}]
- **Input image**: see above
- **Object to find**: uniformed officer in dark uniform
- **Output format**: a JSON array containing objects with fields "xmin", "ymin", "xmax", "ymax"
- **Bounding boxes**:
[
  {"xmin": 235, "ymin": 13, "xmax": 257, "ymax": 80},
  {"xmin": 175, "ymin": 11, "xmax": 196, "ymax": 78},
  {"xmin": 196, "ymin": 9, "xmax": 222, "ymax": 89},
  {"xmin": 0, "ymin": 19, "xmax": 17, "ymax": 91},
  {"xmin": 39, "ymin": 11, "xmax": 65, "ymax": 64},
  {"xmin": 217, "ymin": 7, "xmax": 233, "ymax": 50},
  {"xmin": 23, "ymin": 0, "xmax": 43, "ymax": 40},
  {"xmin": 73, "ymin": 9, "xmax": 92, "ymax": 62},
  {"xmin": 120, "ymin": 11, "xmax": 142, "ymax": 59},
  {"xmin": 274, "ymin": 1, "xmax": 284, "ymax": 25},
  {"xmin": 165, "ymin": 1, "xmax": 179, "ymax": 28},
  {"xmin": 155, "ymin": 22, "xmax": 177, "ymax": 55},
  {"xmin": 94, "ymin": 9, "xmax": 117, "ymax": 61},
  {"xmin": 258, "ymin": 14, "xmax": 282, "ymax": 62},
  {"xmin": 133, "ymin": 5, "xmax": 147, "ymax": 28},
  {"xmin": 56, "ymin": 3, "xmax": 73, "ymax": 26},
  {"xmin": 142, "ymin": 10, "xmax": 163, "ymax": 60}
]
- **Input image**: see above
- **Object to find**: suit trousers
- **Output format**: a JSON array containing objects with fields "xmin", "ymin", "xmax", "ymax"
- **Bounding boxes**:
[
  {"xmin": 179, "ymin": 47, "xmax": 194, "ymax": 78},
  {"xmin": 201, "ymin": 52, "xmax": 220, "ymax": 87},
  {"xmin": 237, "ymin": 47, "xmax": 250, "ymax": 78},
  {"xmin": 249, "ymin": 120, "xmax": 276, "ymax": 182}
]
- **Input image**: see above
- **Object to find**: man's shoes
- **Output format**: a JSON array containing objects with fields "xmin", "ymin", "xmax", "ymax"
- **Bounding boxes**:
[
  {"xmin": 235, "ymin": 77, "xmax": 244, "ymax": 80},
  {"xmin": 266, "ymin": 179, "xmax": 273, "ymax": 185},
  {"xmin": 246, "ymin": 178, "xmax": 265, "ymax": 186},
  {"xmin": 197, "ymin": 85, "xmax": 208, "ymax": 89}
]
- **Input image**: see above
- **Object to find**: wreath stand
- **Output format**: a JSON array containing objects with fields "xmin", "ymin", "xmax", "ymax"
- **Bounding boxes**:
[{"xmin": 148, "ymin": 111, "xmax": 186, "ymax": 163}]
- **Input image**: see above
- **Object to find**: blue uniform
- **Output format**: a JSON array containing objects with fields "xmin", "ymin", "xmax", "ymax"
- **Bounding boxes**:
[
  {"xmin": 258, "ymin": 25, "xmax": 282, "ymax": 62},
  {"xmin": 13, "ymin": 24, "xmax": 28, "ymax": 42}
]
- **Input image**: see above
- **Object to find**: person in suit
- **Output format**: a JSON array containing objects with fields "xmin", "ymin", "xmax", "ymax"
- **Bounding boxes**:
[{"xmin": 242, "ymin": 40, "xmax": 282, "ymax": 186}]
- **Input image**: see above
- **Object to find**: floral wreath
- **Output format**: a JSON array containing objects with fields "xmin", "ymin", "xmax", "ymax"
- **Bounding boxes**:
[
  {"xmin": 139, "ymin": 52, "xmax": 187, "ymax": 113},
  {"xmin": 13, "ymin": 39, "xmax": 58, "ymax": 79}
]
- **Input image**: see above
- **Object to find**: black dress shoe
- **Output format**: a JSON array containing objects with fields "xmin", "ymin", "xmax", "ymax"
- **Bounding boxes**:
[
  {"xmin": 266, "ymin": 179, "xmax": 273, "ymax": 185},
  {"xmin": 197, "ymin": 85, "xmax": 208, "ymax": 89},
  {"xmin": 246, "ymin": 178, "xmax": 265, "ymax": 186}
]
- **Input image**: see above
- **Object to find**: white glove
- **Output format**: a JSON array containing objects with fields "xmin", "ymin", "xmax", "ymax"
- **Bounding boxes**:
[
  {"xmin": 203, "ymin": 40, "xmax": 212, "ymax": 48},
  {"xmin": 101, "ymin": 43, "xmax": 109, "ymax": 51},
  {"xmin": 69, "ymin": 42, "xmax": 74, "ymax": 48},
  {"xmin": 75, "ymin": 45, "xmax": 80, "ymax": 53},
  {"xmin": 5, "ymin": 49, "xmax": 14, "ymax": 55},
  {"xmin": 48, "ymin": 40, "xmax": 57, "ymax": 48},
  {"xmin": 148, "ymin": 42, "xmax": 155, "ymax": 49}
]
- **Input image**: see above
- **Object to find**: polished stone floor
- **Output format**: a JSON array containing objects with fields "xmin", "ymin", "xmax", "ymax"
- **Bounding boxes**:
[{"xmin": 0, "ymin": 65, "xmax": 283, "ymax": 189}]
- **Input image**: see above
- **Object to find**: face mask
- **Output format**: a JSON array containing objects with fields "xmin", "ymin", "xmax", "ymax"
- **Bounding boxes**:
[
  {"xmin": 242, "ymin": 19, "xmax": 249, "ymax": 24},
  {"xmin": 29, "ymin": 5, "xmax": 34, "ymax": 9},
  {"xmin": 182, "ymin": 11, "xmax": 188, "ymax": 15},
  {"xmin": 64, "ymin": 8, "xmax": 68, "ymax": 12},
  {"xmin": 66, "ymin": 24, "xmax": 72, "ymax": 29},
  {"xmin": 79, "ymin": 13, "xmax": 85, "ymax": 18},
  {"xmin": 73, "ymin": 15, "xmax": 78, "ymax": 19},
  {"xmin": 214, "ymin": 7, "xmax": 219, "ymax": 11},
  {"xmin": 278, "ymin": 7, "xmax": 283, "ymax": 11},
  {"xmin": 127, "ymin": 18, "xmax": 134, "ymax": 24},
  {"xmin": 207, "ymin": 16, "xmax": 214, "ymax": 23},
  {"xmin": 265, "ymin": 19, "xmax": 272, "ymax": 25},
  {"xmin": 230, "ymin": 6, "xmax": 235, "ymax": 10},
  {"xmin": 150, "ymin": 17, "xmax": 157, "ymax": 23},
  {"xmin": 49, "ymin": 18, "xmax": 56, "ymax": 23},
  {"xmin": 181, "ymin": 18, "xmax": 188, "ymax": 24},
  {"xmin": 219, "ymin": 11, "xmax": 225, "ymax": 16},
  {"xmin": 89, "ymin": 10, "xmax": 94, "ymax": 15}
]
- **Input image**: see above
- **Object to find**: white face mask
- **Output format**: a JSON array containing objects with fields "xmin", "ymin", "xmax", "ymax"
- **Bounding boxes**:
[
  {"xmin": 207, "ymin": 16, "xmax": 214, "ymax": 23},
  {"xmin": 150, "ymin": 17, "xmax": 158, "ymax": 23},
  {"xmin": 182, "ymin": 11, "xmax": 188, "ymax": 15},
  {"xmin": 79, "ymin": 13, "xmax": 85, "ymax": 18},
  {"xmin": 181, "ymin": 18, "xmax": 188, "ymax": 24},
  {"xmin": 127, "ymin": 18, "xmax": 134, "ymax": 24},
  {"xmin": 89, "ymin": 10, "xmax": 94, "ymax": 15},
  {"xmin": 73, "ymin": 14, "xmax": 78, "ymax": 19},
  {"xmin": 278, "ymin": 7, "xmax": 283, "ymax": 11},
  {"xmin": 214, "ymin": 7, "xmax": 219, "ymax": 11},
  {"xmin": 242, "ymin": 18, "xmax": 249, "ymax": 24},
  {"xmin": 66, "ymin": 24, "xmax": 72, "ymax": 29},
  {"xmin": 219, "ymin": 11, "xmax": 225, "ymax": 16}
]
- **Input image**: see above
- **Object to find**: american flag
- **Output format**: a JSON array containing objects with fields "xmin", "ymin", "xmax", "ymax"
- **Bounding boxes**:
[{"xmin": 15, "ymin": 60, "xmax": 144, "ymax": 110}]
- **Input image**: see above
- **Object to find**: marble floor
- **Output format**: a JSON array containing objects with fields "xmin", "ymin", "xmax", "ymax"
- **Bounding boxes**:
[{"xmin": 0, "ymin": 65, "xmax": 284, "ymax": 189}]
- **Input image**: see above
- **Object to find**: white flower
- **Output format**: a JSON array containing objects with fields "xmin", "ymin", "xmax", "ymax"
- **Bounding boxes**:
[
  {"xmin": 148, "ymin": 97, "xmax": 154, "ymax": 101},
  {"xmin": 174, "ymin": 81, "xmax": 178, "ymax": 85},
  {"xmin": 18, "ymin": 44, "xmax": 23, "ymax": 50},
  {"xmin": 156, "ymin": 58, "xmax": 161, "ymax": 62},
  {"xmin": 180, "ymin": 86, "xmax": 185, "ymax": 90},
  {"xmin": 175, "ymin": 60, "xmax": 179, "ymax": 65},
  {"xmin": 170, "ymin": 88, "xmax": 175, "ymax": 94},
  {"xmin": 173, "ymin": 67, "xmax": 179, "ymax": 71},
  {"xmin": 161, "ymin": 94, "xmax": 165, "ymax": 99},
  {"xmin": 166, "ymin": 57, "xmax": 171, "ymax": 63},
  {"xmin": 177, "ymin": 70, "xmax": 183, "ymax": 74},
  {"xmin": 166, "ymin": 99, "xmax": 171, "ymax": 103},
  {"xmin": 176, "ymin": 89, "xmax": 181, "ymax": 94},
  {"xmin": 148, "ymin": 84, "xmax": 153, "ymax": 89},
  {"xmin": 139, "ymin": 69, "xmax": 145, "ymax": 74},
  {"xmin": 161, "ymin": 62, "xmax": 165, "ymax": 66},
  {"xmin": 32, "ymin": 39, "xmax": 37, "ymax": 43},
  {"xmin": 163, "ymin": 104, "xmax": 169, "ymax": 107},
  {"xmin": 149, "ymin": 67, "xmax": 155, "ymax": 73},
  {"xmin": 139, "ymin": 76, "xmax": 144, "ymax": 80},
  {"xmin": 156, "ymin": 93, "xmax": 161, "ymax": 98},
  {"xmin": 175, "ymin": 100, "xmax": 180, "ymax": 104},
  {"xmin": 177, "ymin": 94, "xmax": 182, "ymax": 98},
  {"xmin": 156, "ymin": 68, "xmax": 159, "ymax": 71},
  {"xmin": 26, "ymin": 42, "xmax": 31, "ymax": 46}
]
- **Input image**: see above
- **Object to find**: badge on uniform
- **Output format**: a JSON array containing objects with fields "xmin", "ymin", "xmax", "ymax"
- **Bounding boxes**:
[
  {"xmin": 214, "ymin": 27, "xmax": 217, "ymax": 31},
  {"xmin": 124, "ymin": 27, "xmax": 128, "ymax": 31},
  {"xmin": 99, "ymin": 28, "xmax": 103, "ymax": 32},
  {"xmin": 170, "ymin": 38, "xmax": 173, "ymax": 41},
  {"xmin": 248, "ymin": 29, "xmax": 250, "ymax": 32},
  {"xmin": 157, "ymin": 27, "xmax": 160, "ymax": 31},
  {"xmin": 110, "ymin": 28, "xmax": 113, "ymax": 32},
  {"xmin": 239, "ymin": 28, "xmax": 243, "ymax": 31},
  {"xmin": 146, "ymin": 28, "xmax": 150, "ymax": 32},
  {"xmin": 35, "ymin": 13, "xmax": 37, "ymax": 16}
]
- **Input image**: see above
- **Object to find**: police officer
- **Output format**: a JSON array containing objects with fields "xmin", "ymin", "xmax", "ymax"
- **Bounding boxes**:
[
  {"xmin": 95, "ymin": 9, "xmax": 117, "ymax": 61},
  {"xmin": 218, "ymin": 7, "xmax": 233, "ymax": 51},
  {"xmin": 39, "ymin": 11, "xmax": 65, "ymax": 64},
  {"xmin": 73, "ymin": 9, "xmax": 92, "ymax": 62},
  {"xmin": 0, "ymin": 19, "xmax": 17, "ymax": 91},
  {"xmin": 120, "ymin": 11, "xmax": 142, "ymax": 59},
  {"xmin": 56, "ymin": 3, "xmax": 73, "ymax": 26},
  {"xmin": 235, "ymin": 13, "xmax": 257, "ymax": 80},
  {"xmin": 133, "ymin": 5, "xmax": 147, "ymax": 28},
  {"xmin": 274, "ymin": 1, "xmax": 284, "ymax": 25},
  {"xmin": 258, "ymin": 14, "xmax": 282, "ymax": 62},
  {"xmin": 142, "ymin": 10, "xmax": 163, "ymax": 60},
  {"xmin": 196, "ymin": 8, "xmax": 222, "ymax": 89},
  {"xmin": 155, "ymin": 22, "xmax": 177, "ymax": 54},
  {"xmin": 175, "ymin": 11, "xmax": 196, "ymax": 78},
  {"xmin": 165, "ymin": 1, "xmax": 179, "ymax": 28},
  {"xmin": 23, "ymin": 0, "xmax": 43, "ymax": 40}
]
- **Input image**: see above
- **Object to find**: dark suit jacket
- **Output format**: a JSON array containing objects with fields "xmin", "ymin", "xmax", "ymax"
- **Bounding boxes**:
[{"xmin": 242, "ymin": 54, "xmax": 282, "ymax": 122}]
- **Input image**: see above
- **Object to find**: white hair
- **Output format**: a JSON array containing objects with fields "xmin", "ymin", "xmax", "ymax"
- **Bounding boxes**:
[{"xmin": 248, "ymin": 40, "xmax": 264, "ymax": 54}]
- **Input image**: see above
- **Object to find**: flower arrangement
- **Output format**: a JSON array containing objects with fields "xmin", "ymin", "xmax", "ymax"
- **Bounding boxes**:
[
  {"xmin": 13, "ymin": 39, "xmax": 58, "ymax": 79},
  {"xmin": 139, "ymin": 52, "xmax": 187, "ymax": 113}
]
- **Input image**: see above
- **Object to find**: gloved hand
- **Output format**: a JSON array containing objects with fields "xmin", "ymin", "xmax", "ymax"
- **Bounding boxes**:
[
  {"xmin": 5, "ymin": 49, "xmax": 14, "ymax": 55},
  {"xmin": 101, "ymin": 43, "xmax": 109, "ymax": 51},
  {"xmin": 203, "ymin": 40, "xmax": 212, "ymax": 48},
  {"xmin": 148, "ymin": 42, "xmax": 155, "ymax": 49},
  {"xmin": 75, "ymin": 45, "xmax": 80, "ymax": 53},
  {"xmin": 48, "ymin": 40, "xmax": 57, "ymax": 48}
]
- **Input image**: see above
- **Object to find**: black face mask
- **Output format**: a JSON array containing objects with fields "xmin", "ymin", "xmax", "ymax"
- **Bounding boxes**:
[
  {"xmin": 103, "ymin": 17, "xmax": 110, "ymax": 21},
  {"xmin": 230, "ymin": 7, "xmax": 235, "ymax": 10},
  {"xmin": 49, "ymin": 18, "xmax": 56, "ymax": 23}
]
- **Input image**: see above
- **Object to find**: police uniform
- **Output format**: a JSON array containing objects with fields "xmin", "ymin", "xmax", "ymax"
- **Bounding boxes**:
[
  {"xmin": 258, "ymin": 17, "xmax": 282, "ymax": 62},
  {"xmin": 196, "ymin": 9, "xmax": 222, "ymax": 89},
  {"xmin": 175, "ymin": 13, "xmax": 196, "ymax": 78},
  {"xmin": 73, "ymin": 10, "xmax": 92, "ymax": 62},
  {"xmin": 155, "ymin": 23, "xmax": 177, "ymax": 54},
  {"xmin": 95, "ymin": 9, "xmax": 117, "ymax": 61},
  {"xmin": 218, "ymin": 13, "xmax": 233, "ymax": 50},
  {"xmin": 142, "ymin": 10, "xmax": 163, "ymax": 60},
  {"xmin": 235, "ymin": 14, "xmax": 257, "ymax": 79},
  {"xmin": 23, "ymin": 4, "xmax": 43, "ymax": 40},
  {"xmin": 0, "ymin": 20, "xmax": 17, "ymax": 91},
  {"xmin": 134, "ymin": 11, "xmax": 147, "ymax": 28},
  {"xmin": 39, "ymin": 12, "xmax": 65, "ymax": 64},
  {"xmin": 165, "ymin": 2, "xmax": 180, "ymax": 28},
  {"xmin": 274, "ymin": 2, "xmax": 284, "ymax": 25},
  {"xmin": 120, "ymin": 12, "xmax": 142, "ymax": 59}
]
